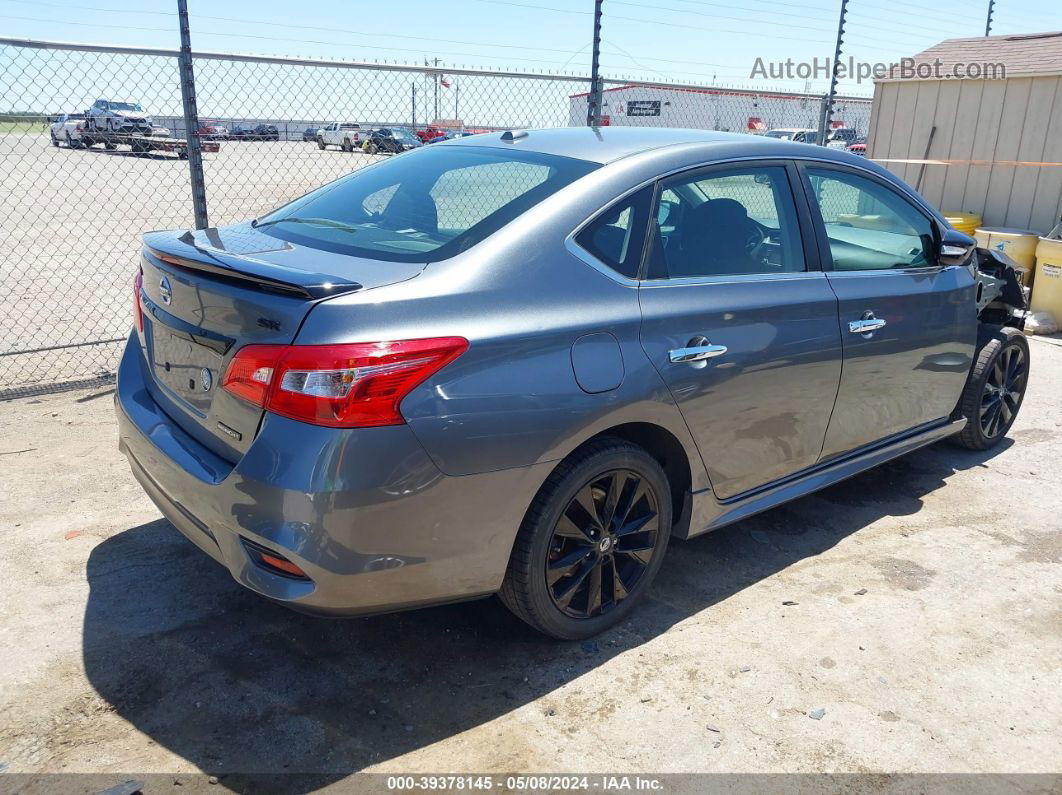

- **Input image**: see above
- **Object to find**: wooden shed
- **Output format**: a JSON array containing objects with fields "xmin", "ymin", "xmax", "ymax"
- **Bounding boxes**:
[{"xmin": 867, "ymin": 31, "xmax": 1062, "ymax": 234}]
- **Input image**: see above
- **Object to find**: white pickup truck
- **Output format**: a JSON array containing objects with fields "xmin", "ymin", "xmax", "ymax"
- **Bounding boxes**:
[
  {"xmin": 49, "ymin": 113, "xmax": 85, "ymax": 147},
  {"xmin": 316, "ymin": 122, "xmax": 361, "ymax": 152}
]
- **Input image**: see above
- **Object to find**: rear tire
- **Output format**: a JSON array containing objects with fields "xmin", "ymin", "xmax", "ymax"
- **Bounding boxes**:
[
  {"xmin": 51, "ymin": 133, "xmax": 59, "ymax": 147},
  {"xmin": 500, "ymin": 439, "xmax": 672, "ymax": 640},
  {"xmin": 952, "ymin": 327, "xmax": 1029, "ymax": 450}
]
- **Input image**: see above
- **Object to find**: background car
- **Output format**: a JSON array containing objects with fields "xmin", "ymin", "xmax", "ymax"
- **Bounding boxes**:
[
  {"xmin": 302, "ymin": 126, "xmax": 318, "ymax": 142},
  {"xmin": 86, "ymin": 99, "xmax": 153, "ymax": 134},
  {"xmin": 49, "ymin": 113, "xmax": 85, "ymax": 147},
  {"xmin": 317, "ymin": 122, "xmax": 361, "ymax": 151},
  {"xmin": 763, "ymin": 128, "xmax": 818, "ymax": 143},
  {"xmin": 426, "ymin": 130, "xmax": 474, "ymax": 143},
  {"xmin": 197, "ymin": 121, "xmax": 228, "ymax": 140},
  {"xmin": 847, "ymin": 140, "xmax": 867, "ymax": 156},
  {"xmin": 361, "ymin": 127, "xmax": 421, "ymax": 154},
  {"xmin": 228, "ymin": 125, "xmax": 253, "ymax": 140},
  {"xmin": 826, "ymin": 127, "xmax": 859, "ymax": 149},
  {"xmin": 250, "ymin": 124, "xmax": 280, "ymax": 142}
]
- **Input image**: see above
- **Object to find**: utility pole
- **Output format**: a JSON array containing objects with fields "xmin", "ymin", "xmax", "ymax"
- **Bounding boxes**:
[
  {"xmin": 411, "ymin": 82, "xmax": 416, "ymax": 130},
  {"xmin": 426, "ymin": 57, "xmax": 441, "ymax": 123},
  {"xmin": 455, "ymin": 79, "xmax": 459, "ymax": 122},
  {"xmin": 819, "ymin": 0, "xmax": 849, "ymax": 145},
  {"xmin": 176, "ymin": 0, "xmax": 207, "ymax": 228},
  {"xmin": 587, "ymin": 0, "xmax": 604, "ymax": 126},
  {"xmin": 985, "ymin": 0, "xmax": 995, "ymax": 35}
]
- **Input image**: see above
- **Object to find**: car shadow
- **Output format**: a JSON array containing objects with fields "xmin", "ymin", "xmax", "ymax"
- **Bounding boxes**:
[{"xmin": 82, "ymin": 439, "xmax": 1010, "ymax": 786}]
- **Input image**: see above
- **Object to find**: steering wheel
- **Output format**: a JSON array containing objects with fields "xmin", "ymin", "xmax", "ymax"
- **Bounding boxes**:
[{"xmin": 744, "ymin": 220, "xmax": 769, "ymax": 261}]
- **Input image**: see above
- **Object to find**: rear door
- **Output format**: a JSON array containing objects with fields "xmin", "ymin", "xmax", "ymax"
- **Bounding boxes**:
[
  {"xmin": 797, "ymin": 163, "xmax": 977, "ymax": 459},
  {"xmin": 637, "ymin": 161, "xmax": 843, "ymax": 500}
]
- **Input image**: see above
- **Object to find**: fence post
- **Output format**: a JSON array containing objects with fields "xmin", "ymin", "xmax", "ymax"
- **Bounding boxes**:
[
  {"xmin": 819, "ymin": 0, "xmax": 849, "ymax": 145},
  {"xmin": 176, "ymin": 0, "xmax": 209, "ymax": 229},
  {"xmin": 586, "ymin": 0, "xmax": 604, "ymax": 126}
]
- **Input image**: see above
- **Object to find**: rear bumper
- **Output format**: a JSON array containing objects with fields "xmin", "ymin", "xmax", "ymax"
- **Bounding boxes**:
[{"xmin": 114, "ymin": 334, "xmax": 548, "ymax": 616}]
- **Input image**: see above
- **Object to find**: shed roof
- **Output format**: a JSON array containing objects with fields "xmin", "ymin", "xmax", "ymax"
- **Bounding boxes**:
[{"xmin": 877, "ymin": 31, "xmax": 1062, "ymax": 82}]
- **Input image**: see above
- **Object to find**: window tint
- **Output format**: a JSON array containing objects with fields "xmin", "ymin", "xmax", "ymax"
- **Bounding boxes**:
[
  {"xmin": 648, "ymin": 165, "xmax": 805, "ymax": 279},
  {"xmin": 575, "ymin": 185, "xmax": 653, "ymax": 279},
  {"xmin": 255, "ymin": 146, "xmax": 598, "ymax": 263},
  {"xmin": 805, "ymin": 168, "xmax": 936, "ymax": 271}
]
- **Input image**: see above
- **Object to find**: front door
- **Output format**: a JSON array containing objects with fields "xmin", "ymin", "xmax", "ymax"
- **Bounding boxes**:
[
  {"xmin": 638, "ymin": 162, "xmax": 843, "ymax": 500},
  {"xmin": 798, "ymin": 164, "xmax": 978, "ymax": 459}
]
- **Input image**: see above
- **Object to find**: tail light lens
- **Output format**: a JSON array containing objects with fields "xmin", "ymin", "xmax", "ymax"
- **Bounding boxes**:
[
  {"xmin": 221, "ymin": 337, "xmax": 468, "ymax": 428},
  {"xmin": 133, "ymin": 268, "xmax": 144, "ymax": 332}
]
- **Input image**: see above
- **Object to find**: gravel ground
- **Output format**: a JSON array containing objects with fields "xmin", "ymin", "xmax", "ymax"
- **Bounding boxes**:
[{"xmin": 1, "ymin": 337, "xmax": 1061, "ymax": 784}]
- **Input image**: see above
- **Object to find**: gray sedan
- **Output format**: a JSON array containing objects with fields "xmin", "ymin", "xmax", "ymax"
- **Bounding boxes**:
[{"xmin": 116, "ymin": 127, "xmax": 1028, "ymax": 639}]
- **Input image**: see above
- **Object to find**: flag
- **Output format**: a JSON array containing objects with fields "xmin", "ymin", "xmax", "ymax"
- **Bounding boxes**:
[{"xmin": 440, "ymin": 76, "xmax": 451, "ymax": 88}]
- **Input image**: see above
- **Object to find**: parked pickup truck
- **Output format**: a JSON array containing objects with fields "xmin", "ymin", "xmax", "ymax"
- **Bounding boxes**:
[
  {"xmin": 316, "ymin": 122, "xmax": 361, "ymax": 151},
  {"xmin": 49, "ymin": 113, "xmax": 85, "ymax": 147}
]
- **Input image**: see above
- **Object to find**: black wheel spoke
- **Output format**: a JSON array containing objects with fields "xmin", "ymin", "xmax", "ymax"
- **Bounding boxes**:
[
  {"xmin": 553, "ymin": 561, "xmax": 595, "ymax": 611},
  {"xmin": 617, "ymin": 547, "xmax": 653, "ymax": 566},
  {"xmin": 585, "ymin": 562, "xmax": 603, "ymax": 616},
  {"xmin": 547, "ymin": 547, "xmax": 592, "ymax": 584},
  {"xmin": 599, "ymin": 472, "xmax": 624, "ymax": 530},
  {"xmin": 615, "ymin": 508, "xmax": 657, "ymax": 537},
  {"xmin": 554, "ymin": 512, "xmax": 595, "ymax": 545},
  {"xmin": 610, "ymin": 557, "xmax": 629, "ymax": 602}
]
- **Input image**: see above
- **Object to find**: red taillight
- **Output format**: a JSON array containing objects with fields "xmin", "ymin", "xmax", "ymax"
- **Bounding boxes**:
[
  {"xmin": 221, "ymin": 337, "xmax": 468, "ymax": 428},
  {"xmin": 133, "ymin": 268, "xmax": 144, "ymax": 332}
]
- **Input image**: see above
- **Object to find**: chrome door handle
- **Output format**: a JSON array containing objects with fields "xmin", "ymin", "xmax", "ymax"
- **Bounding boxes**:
[
  {"xmin": 848, "ymin": 314, "xmax": 886, "ymax": 334},
  {"xmin": 669, "ymin": 343, "xmax": 728, "ymax": 363}
]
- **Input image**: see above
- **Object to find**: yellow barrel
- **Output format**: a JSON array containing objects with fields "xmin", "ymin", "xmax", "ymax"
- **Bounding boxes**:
[
  {"xmin": 944, "ymin": 211, "xmax": 982, "ymax": 235},
  {"xmin": 974, "ymin": 227, "xmax": 1039, "ymax": 286},
  {"xmin": 1030, "ymin": 236, "xmax": 1062, "ymax": 322}
]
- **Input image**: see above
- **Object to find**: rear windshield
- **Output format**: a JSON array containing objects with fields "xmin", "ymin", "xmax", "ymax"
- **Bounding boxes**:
[{"xmin": 254, "ymin": 145, "xmax": 599, "ymax": 262}]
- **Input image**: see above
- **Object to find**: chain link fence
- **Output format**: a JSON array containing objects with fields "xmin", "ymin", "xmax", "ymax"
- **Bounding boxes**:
[{"xmin": 0, "ymin": 37, "xmax": 871, "ymax": 397}]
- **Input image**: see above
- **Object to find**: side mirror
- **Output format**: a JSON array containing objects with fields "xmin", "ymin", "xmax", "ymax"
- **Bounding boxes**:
[{"xmin": 939, "ymin": 227, "xmax": 976, "ymax": 266}]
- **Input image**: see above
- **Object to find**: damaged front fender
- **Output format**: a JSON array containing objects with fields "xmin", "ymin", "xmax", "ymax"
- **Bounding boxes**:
[{"xmin": 972, "ymin": 247, "xmax": 1028, "ymax": 328}]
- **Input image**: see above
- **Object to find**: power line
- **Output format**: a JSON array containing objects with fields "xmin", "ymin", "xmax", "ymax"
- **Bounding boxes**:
[
  {"xmin": 473, "ymin": 0, "xmax": 834, "ymax": 44},
  {"xmin": 0, "ymin": 0, "xmax": 599, "ymax": 59}
]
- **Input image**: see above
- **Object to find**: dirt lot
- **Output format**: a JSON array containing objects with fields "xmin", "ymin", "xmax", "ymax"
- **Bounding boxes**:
[{"xmin": 1, "ymin": 336, "xmax": 1060, "ymax": 782}]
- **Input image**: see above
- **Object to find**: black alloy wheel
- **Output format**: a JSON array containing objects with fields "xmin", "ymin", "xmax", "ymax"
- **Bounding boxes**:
[{"xmin": 546, "ymin": 469, "xmax": 661, "ymax": 619}]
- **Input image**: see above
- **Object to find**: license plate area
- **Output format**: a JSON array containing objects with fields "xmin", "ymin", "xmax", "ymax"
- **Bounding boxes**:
[{"xmin": 148, "ymin": 320, "xmax": 227, "ymax": 416}]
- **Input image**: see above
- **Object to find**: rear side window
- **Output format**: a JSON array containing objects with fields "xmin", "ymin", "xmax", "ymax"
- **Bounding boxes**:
[
  {"xmin": 647, "ymin": 165, "xmax": 805, "ymax": 279},
  {"xmin": 256, "ymin": 146, "xmax": 598, "ymax": 263},
  {"xmin": 575, "ymin": 185, "xmax": 654, "ymax": 279}
]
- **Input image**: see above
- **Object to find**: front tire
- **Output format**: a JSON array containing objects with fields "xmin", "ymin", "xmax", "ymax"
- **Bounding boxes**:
[
  {"xmin": 500, "ymin": 439, "xmax": 672, "ymax": 640},
  {"xmin": 953, "ymin": 327, "xmax": 1029, "ymax": 450},
  {"xmin": 317, "ymin": 137, "xmax": 326, "ymax": 150}
]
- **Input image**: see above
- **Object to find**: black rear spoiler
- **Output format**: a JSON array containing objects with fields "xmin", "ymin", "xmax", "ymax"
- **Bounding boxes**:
[{"xmin": 143, "ymin": 230, "xmax": 362, "ymax": 300}]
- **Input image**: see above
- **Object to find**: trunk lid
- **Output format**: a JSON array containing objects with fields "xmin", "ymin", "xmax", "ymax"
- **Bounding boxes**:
[{"xmin": 138, "ymin": 224, "xmax": 426, "ymax": 459}]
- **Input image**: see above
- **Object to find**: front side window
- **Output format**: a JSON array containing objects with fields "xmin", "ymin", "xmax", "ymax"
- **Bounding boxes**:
[
  {"xmin": 255, "ymin": 146, "xmax": 598, "ymax": 262},
  {"xmin": 647, "ymin": 165, "xmax": 805, "ymax": 279},
  {"xmin": 805, "ymin": 167, "xmax": 936, "ymax": 271}
]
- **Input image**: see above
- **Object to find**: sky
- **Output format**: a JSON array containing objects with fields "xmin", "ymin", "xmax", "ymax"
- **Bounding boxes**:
[{"xmin": 1, "ymin": 0, "xmax": 1061, "ymax": 116}]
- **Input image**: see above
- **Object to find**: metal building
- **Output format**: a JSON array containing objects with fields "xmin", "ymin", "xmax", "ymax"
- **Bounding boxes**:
[
  {"xmin": 868, "ymin": 31, "xmax": 1062, "ymax": 233},
  {"xmin": 568, "ymin": 84, "xmax": 872, "ymax": 136}
]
